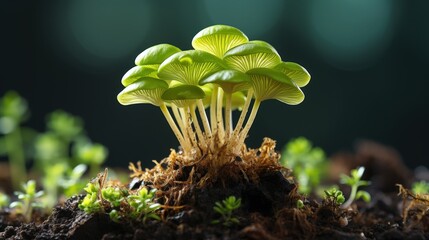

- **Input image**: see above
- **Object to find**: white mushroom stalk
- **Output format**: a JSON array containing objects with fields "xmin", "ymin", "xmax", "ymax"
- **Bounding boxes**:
[{"xmin": 117, "ymin": 24, "xmax": 311, "ymax": 166}]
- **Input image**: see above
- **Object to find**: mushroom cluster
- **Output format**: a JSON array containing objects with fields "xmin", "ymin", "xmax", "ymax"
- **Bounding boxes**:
[{"xmin": 118, "ymin": 25, "xmax": 310, "ymax": 165}]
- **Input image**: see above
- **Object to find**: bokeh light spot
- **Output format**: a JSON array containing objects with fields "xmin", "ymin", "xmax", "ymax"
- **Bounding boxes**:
[
  {"xmin": 306, "ymin": 0, "xmax": 395, "ymax": 70},
  {"xmin": 202, "ymin": 0, "xmax": 284, "ymax": 38},
  {"xmin": 68, "ymin": 0, "xmax": 151, "ymax": 61}
]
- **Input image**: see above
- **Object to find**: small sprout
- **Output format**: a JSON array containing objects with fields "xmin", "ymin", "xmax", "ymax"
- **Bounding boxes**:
[
  {"xmin": 75, "ymin": 142, "xmax": 108, "ymax": 177},
  {"xmin": 412, "ymin": 180, "xmax": 429, "ymax": 195},
  {"xmin": 340, "ymin": 167, "xmax": 371, "ymax": 208},
  {"xmin": 102, "ymin": 187, "xmax": 124, "ymax": 208},
  {"xmin": 79, "ymin": 173, "xmax": 162, "ymax": 224},
  {"xmin": 324, "ymin": 187, "xmax": 346, "ymax": 206},
  {"xmin": 60, "ymin": 164, "xmax": 88, "ymax": 197},
  {"xmin": 0, "ymin": 192, "xmax": 10, "ymax": 209},
  {"xmin": 0, "ymin": 91, "xmax": 29, "ymax": 188},
  {"xmin": 109, "ymin": 209, "xmax": 121, "ymax": 223},
  {"xmin": 280, "ymin": 137, "xmax": 327, "ymax": 195},
  {"xmin": 211, "ymin": 196, "xmax": 241, "ymax": 227},
  {"xmin": 47, "ymin": 110, "xmax": 83, "ymax": 141},
  {"xmin": 10, "ymin": 180, "xmax": 44, "ymax": 222},
  {"xmin": 127, "ymin": 188, "xmax": 161, "ymax": 224},
  {"xmin": 78, "ymin": 182, "xmax": 101, "ymax": 213},
  {"xmin": 296, "ymin": 199, "xmax": 305, "ymax": 209}
]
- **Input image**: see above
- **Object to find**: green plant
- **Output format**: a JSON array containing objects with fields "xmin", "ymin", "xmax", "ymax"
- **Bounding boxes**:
[
  {"xmin": 340, "ymin": 167, "xmax": 371, "ymax": 208},
  {"xmin": 78, "ymin": 182, "xmax": 101, "ymax": 213},
  {"xmin": 280, "ymin": 137, "xmax": 327, "ymax": 195},
  {"xmin": 79, "ymin": 172, "xmax": 161, "ymax": 224},
  {"xmin": 9, "ymin": 180, "xmax": 44, "ymax": 222},
  {"xmin": 0, "ymin": 192, "xmax": 10, "ymax": 209},
  {"xmin": 34, "ymin": 110, "xmax": 108, "ymax": 209},
  {"xmin": 126, "ymin": 188, "xmax": 161, "ymax": 223},
  {"xmin": 211, "ymin": 196, "xmax": 241, "ymax": 226},
  {"xmin": 296, "ymin": 199, "xmax": 305, "ymax": 209},
  {"xmin": 0, "ymin": 91, "xmax": 31, "ymax": 189},
  {"xmin": 324, "ymin": 187, "xmax": 345, "ymax": 206},
  {"xmin": 411, "ymin": 180, "xmax": 429, "ymax": 195},
  {"xmin": 117, "ymin": 25, "xmax": 310, "ymax": 173}
]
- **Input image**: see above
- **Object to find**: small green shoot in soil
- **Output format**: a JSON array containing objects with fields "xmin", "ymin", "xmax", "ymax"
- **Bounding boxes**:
[
  {"xmin": 211, "ymin": 196, "xmax": 241, "ymax": 227},
  {"xmin": 9, "ymin": 180, "xmax": 44, "ymax": 222},
  {"xmin": 78, "ymin": 182, "xmax": 101, "ymax": 213},
  {"xmin": 340, "ymin": 166, "xmax": 371, "ymax": 208},
  {"xmin": 412, "ymin": 180, "xmax": 429, "ymax": 194},
  {"xmin": 296, "ymin": 199, "xmax": 305, "ymax": 209},
  {"xmin": 0, "ymin": 192, "xmax": 9, "ymax": 210},
  {"xmin": 324, "ymin": 188, "xmax": 345, "ymax": 207},
  {"xmin": 280, "ymin": 137, "xmax": 327, "ymax": 195},
  {"xmin": 0, "ymin": 91, "xmax": 30, "ymax": 189},
  {"xmin": 79, "ymin": 170, "xmax": 161, "ymax": 224}
]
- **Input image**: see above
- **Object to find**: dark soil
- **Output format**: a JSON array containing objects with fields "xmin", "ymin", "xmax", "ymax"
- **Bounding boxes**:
[{"xmin": 0, "ymin": 140, "xmax": 428, "ymax": 239}]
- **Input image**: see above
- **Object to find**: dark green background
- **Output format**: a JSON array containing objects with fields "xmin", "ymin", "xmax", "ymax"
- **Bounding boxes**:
[{"xmin": 1, "ymin": 1, "xmax": 428, "ymax": 169}]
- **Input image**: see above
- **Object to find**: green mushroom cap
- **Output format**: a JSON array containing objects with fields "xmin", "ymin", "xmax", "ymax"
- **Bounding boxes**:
[
  {"xmin": 199, "ymin": 69, "xmax": 250, "ymax": 93},
  {"xmin": 158, "ymin": 50, "xmax": 227, "ymax": 85},
  {"xmin": 223, "ymin": 41, "xmax": 282, "ymax": 72},
  {"xmin": 161, "ymin": 84, "xmax": 206, "ymax": 108},
  {"xmin": 274, "ymin": 62, "xmax": 311, "ymax": 87},
  {"xmin": 135, "ymin": 44, "xmax": 181, "ymax": 66},
  {"xmin": 121, "ymin": 65, "xmax": 159, "ymax": 87},
  {"xmin": 192, "ymin": 25, "xmax": 249, "ymax": 58},
  {"xmin": 246, "ymin": 68, "xmax": 304, "ymax": 105},
  {"xmin": 117, "ymin": 77, "xmax": 169, "ymax": 106}
]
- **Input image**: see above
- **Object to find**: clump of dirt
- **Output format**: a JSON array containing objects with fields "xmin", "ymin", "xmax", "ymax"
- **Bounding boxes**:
[{"xmin": 0, "ymin": 139, "xmax": 428, "ymax": 239}]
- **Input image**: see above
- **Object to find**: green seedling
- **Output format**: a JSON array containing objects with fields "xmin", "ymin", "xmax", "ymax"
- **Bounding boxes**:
[
  {"xmin": 280, "ymin": 137, "xmax": 327, "ymax": 195},
  {"xmin": 0, "ymin": 91, "xmax": 30, "ymax": 189},
  {"xmin": 126, "ymin": 188, "xmax": 161, "ymax": 224},
  {"xmin": 324, "ymin": 187, "xmax": 345, "ymax": 206},
  {"xmin": 0, "ymin": 192, "xmax": 10, "ymax": 209},
  {"xmin": 411, "ymin": 180, "xmax": 429, "ymax": 195},
  {"xmin": 10, "ymin": 180, "xmax": 44, "ymax": 222},
  {"xmin": 79, "ymin": 172, "xmax": 161, "ymax": 224},
  {"xmin": 211, "ymin": 196, "xmax": 241, "ymax": 227},
  {"xmin": 296, "ymin": 199, "xmax": 305, "ymax": 209},
  {"xmin": 34, "ymin": 110, "xmax": 107, "ymax": 209},
  {"xmin": 59, "ymin": 164, "xmax": 88, "ymax": 198},
  {"xmin": 78, "ymin": 182, "xmax": 101, "ymax": 213},
  {"xmin": 340, "ymin": 167, "xmax": 371, "ymax": 208},
  {"xmin": 102, "ymin": 186, "xmax": 125, "ymax": 208},
  {"xmin": 117, "ymin": 25, "xmax": 311, "ymax": 173}
]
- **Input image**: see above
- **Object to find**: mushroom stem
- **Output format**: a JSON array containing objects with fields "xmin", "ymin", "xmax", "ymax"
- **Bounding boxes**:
[
  {"xmin": 232, "ymin": 89, "xmax": 253, "ymax": 140},
  {"xmin": 197, "ymin": 99, "xmax": 212, "ymax": 137},
  {"xmin": 216, "ymin": 89, "xmax": 225, "ymax": 141},
  {"xmin": 172, "ymin": 104, "xmax": 192, "ymax": 149},
  {"xmin": 224, "ymin": 92, "xmax": 233, "ymax": 139},
  {"xmin": 210, "ymin": 86, "xmax": 219, "ymax": 134},
  {"xmin": 183, "ymin": 106, "xmax": 198, "ymax": 149},
  {"xmin": 190, "ymin": 105, "xmax": 207, "ymax": 148},
  {"xmin": 237, "ymin": 99, "xmax": 261, "ymax": 149},
  {"xmin": 171, "ymin": 105, "xmax": 185, "ymax": 135},
  {"xmin": 160, "ymin": 103, "xmax": 191, "ymax": 152}
]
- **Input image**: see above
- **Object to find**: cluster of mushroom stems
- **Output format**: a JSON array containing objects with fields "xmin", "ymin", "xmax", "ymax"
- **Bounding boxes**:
[{"xmin": 117, "ymin": 25, "xmax": 311, "ymax": 160}]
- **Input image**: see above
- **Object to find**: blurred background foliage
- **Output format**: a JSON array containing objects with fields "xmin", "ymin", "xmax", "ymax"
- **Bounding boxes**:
[{"xmin": 1, "ymin": 0, "xmax": 428, "ymax": 169}]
